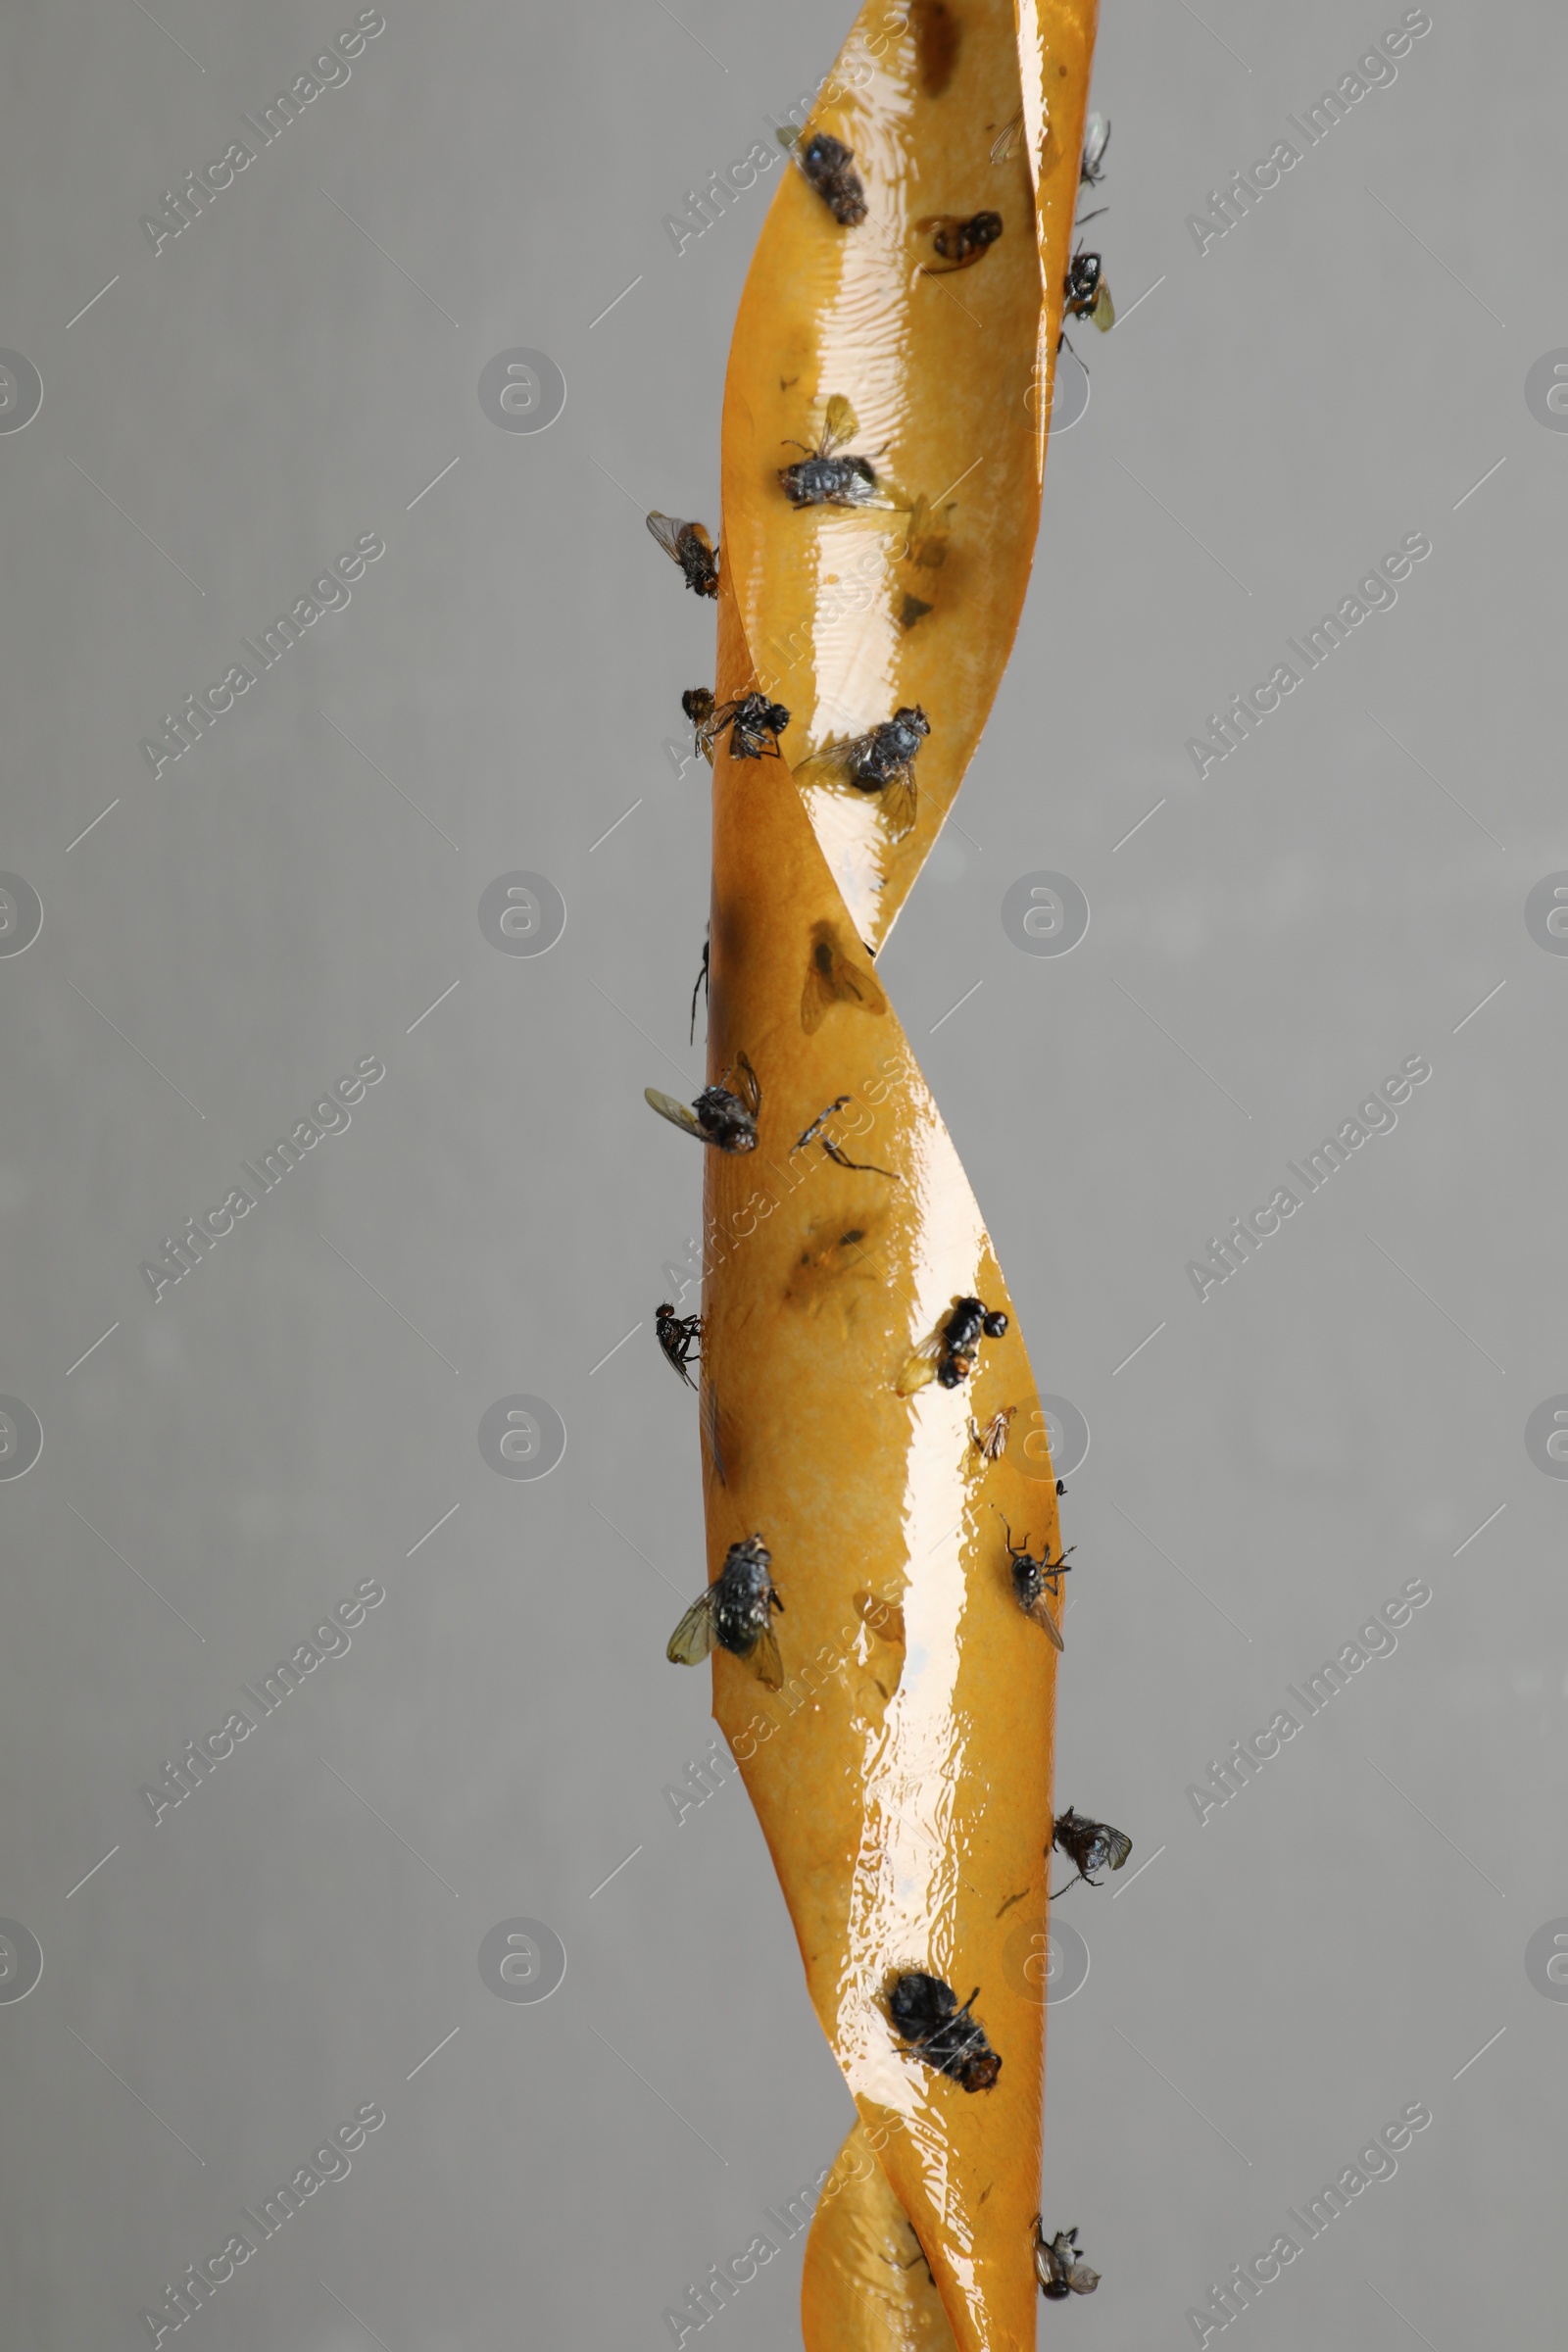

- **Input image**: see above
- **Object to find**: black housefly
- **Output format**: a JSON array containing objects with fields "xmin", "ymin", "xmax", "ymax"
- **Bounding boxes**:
[
  {"xmin": 654, "ymin": 1301, "xmax": 702, "ymax": 1389},
  {"xmin": 1033, "ymin": 2219, "xmax": 1100, "ymax": 2299},
  {"xmin": 645, "ymin": 511, "xmax": 719, "ymax": 598},
  {"xmin": 923, "ymin": 210, "xmax": 1004, "ymax": 272},
  {"xmin": 939, "ymin": 1296, "xmax": 1007, "ymax": 1382},
  {"xmin": 1062, "ymin": 246, "xmax": 1114, "ymax": 332},
  {"xmin": 889, "ymin": 1973, "xmax": 1002, "ymax": 2093},
  {"xmin": 783, "ymin": 128, "xmax": 868, "ymax": 226},
  {"xmin": 795, "ymin": 1097, "xmax": 897, "ymax": 1179},
  {"xmin": 645, "ymin": 1052, "xmax": 760, "ymax": 1152},
  {"xmin": 778, "ymin": 395, "xmax": 884, "ymax": 509},
  {"xmin": 900, "ymin": 1293, "xmax": 1007, "ymax": 1395},
  {"xmin": 1051, "ymin": 1806, "xmax": 1133, "ymax": 1895},
  {"xmin": 995, "ymin": 1509, "xmax": 1073, "ymax": 1651},
  {"xmin": 682, "ymin": 688, "xmax": 791, "ymax": 762},
  {"xmin": 801, "ymin": 706, "xmax": 929, "ymax": 840},
  {"xmin": 666, "ymin": 1535, "xmax": 784, "ymax": 1690}
]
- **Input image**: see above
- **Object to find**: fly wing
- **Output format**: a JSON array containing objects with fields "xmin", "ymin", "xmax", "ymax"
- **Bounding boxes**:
[
  {"xmin": 896, "ymin": 1323, "xmax": 946, "ymax": 1396},
  {"xmin": 822, "ymin": 392, "xmax": 859, "ymax": 450},
  {"xmin": 797, "ymin": 726, "xmax": 885, "ymax": 786},
  {"xmin": 904, "ymin": 494, "xmax": 951, "ymax": 570},
  {"xmin": 801, "ymin": 736, "xmax": 918, "ymax": 833},
  {"xmin": 882, "ymin": 768, "xmax": 918, "ymax": 841},
  {"xmin": 853, "ymin": 1589, "xmax": 907, "ymax": 1647},
  {"xmin": 1025, "ymin": 1592, "xmax": 1065, "ymax": 1651},
  {"xmin": 989, "ymin": 109, "xmax": 1023, "ymax": 165},
  {"xmin": 750, "ymin": 1619, "xmax": 784, "ymax": 1692},
  {"xmin": 696, "ymin": 698, "xmax": 738, "ymax": 762},
  {"xmin": 1102, "ymin": 1829, "xmax": 1133, "ymax": 1873},
  {"xmin": 645, "ymin": 1087, "xmax": 705, "ymax": 1141},
  {"xmin": 666, "ymin": 1589, "xmax": 721, "ymax": 1667},
  {"xmin": 646, "ymin": 511, "xmax": 690, "ymax": 565},
  {"xmin": 733, "ymin": 1051, "xmax": 762, "ymax": 1119},
  {"xmin": 1090, "ymin": 279, "xmax": 1114, "ymax": 331},
  {"xmin": 982, "ymin": 1409, "xmax": 1016, "ymax": 1459}
]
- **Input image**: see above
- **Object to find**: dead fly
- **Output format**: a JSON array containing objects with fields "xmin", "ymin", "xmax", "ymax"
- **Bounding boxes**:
[
  {"xmin": 898, "ymin": 1292, "xmax": 1008, "ymax": 1396},
  {"xmin": 970, "ymin": 1406, "xmax": 1016, "ymax": 1461},
  {"xmin": 681, "ymin": 687, "xmax": 790, "ymax": 763},
  {"xmin": 1051, "ymin": 1806, "xmax": 1132, "ymax": 1895},
  {"xmin": 645, "ymin": 1052, "xmax": 761, "ymax": 1153},
  {"xmin": 645, "ymin": 511, "xmax": 718, "ymax": 598},
  {"xmin": 795, "ymin": 1096, "xmax": 898, "ymax": 1179},
  {"xmin": 778, "ymin": 394, "xmax": 884, "ymax": 509},
  {"xmin": 1062, "ymin": 246, "xmax": 1114, "ymax": 334},
  {"xmin": 995, "ymin": 1509, "xmax": 1073, "ymax": 1651},
  {"xmin": 889, "ymin": 1973, "xmax": 1002, "ymax": 2093},
  {"xmin": 780, "ymin": 127, "xmax": 868, "ymax": 226},
  {"xmin": 923, "ymin": 210, "xmax": 1004, "ymax": 272},
  {"xmin": 801, "ymin": 706, "xmax": 929, "ymax": 840},
  {"xmin": 665, "ymin": 1534, "xmax": 783, "ymax": 1690},
  {"xmin": 654, "ymin": 1301, "xmax": 702, "ymax": 1389},
  {"xmin": 801, "ymin": 918, "xmax": 889, "ymax": 1035},
  {"xmin": 690, "ymin": 929, "xmax": 710, "ymax": 1044},
  {"xmin": 1033, "ymin": 2220, "xmax": 1100, "ymax": 2300}
]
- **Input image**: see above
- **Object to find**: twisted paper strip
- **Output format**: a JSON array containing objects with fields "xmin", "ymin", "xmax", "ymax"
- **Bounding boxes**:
[{"xmin": 691, "ymin": 5, "xmax": 1098, "ymax": 2343}]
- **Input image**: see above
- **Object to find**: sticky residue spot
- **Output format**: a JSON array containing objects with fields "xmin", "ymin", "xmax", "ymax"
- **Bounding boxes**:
[{"xmin": 911, "ymin": 0, "xmax": 961, "ymax": 94}]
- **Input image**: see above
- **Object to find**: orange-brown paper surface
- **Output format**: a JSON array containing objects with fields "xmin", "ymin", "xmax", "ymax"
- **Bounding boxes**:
[{"xmin": 688, "ymin": 4, "xmax": 1099, "ymax": 2344}]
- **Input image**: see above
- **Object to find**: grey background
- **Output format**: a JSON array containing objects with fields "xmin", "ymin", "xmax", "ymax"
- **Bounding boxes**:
[{"xmin": 1, "ymin": 1, "xmax": 1562, "ymax": 2345}]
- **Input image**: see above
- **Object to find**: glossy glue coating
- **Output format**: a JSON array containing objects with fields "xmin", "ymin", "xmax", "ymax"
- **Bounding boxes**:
[
  {"xmin": 703, "ymin": 617, "xmax": 1061, "ymax": 2352},
  {"xmin": 720, "ymin": 0, "xmax": 1099, "ymax": 955},
  {"xmin": 701, "ymin": 3, "xmax": 1099, "ymax": 2342},
  {"xmin": 803, "ymin": 2119, "xmax": 962, "ymax": 2348}
]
